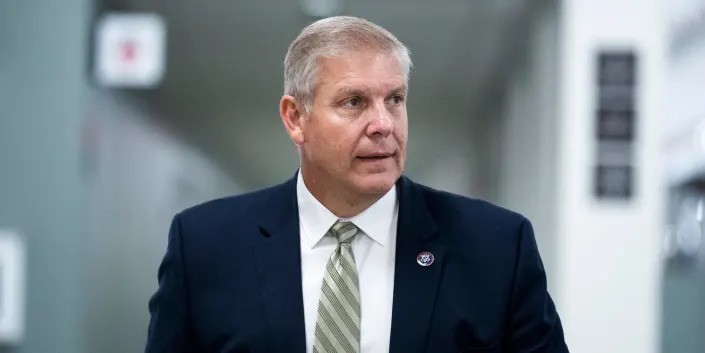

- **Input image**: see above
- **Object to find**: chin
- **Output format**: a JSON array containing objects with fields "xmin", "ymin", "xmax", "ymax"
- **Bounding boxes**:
[{"xmin": 353, "ymin": 172, "xmax": 400, "ymax": 195}]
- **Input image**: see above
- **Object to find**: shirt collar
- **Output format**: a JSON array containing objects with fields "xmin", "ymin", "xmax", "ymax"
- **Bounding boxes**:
[{"xmin": 296, "ymin": 171, "xmax": 398, "ymax": 249}]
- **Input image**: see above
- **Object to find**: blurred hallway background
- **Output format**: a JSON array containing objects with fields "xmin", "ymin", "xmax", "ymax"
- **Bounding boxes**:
[{"xmin": 1, "ymin": 0, "xmax": 704, "ymax": 352}]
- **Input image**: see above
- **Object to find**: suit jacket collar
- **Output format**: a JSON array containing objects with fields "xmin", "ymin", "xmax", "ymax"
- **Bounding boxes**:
[
  {"xmin": 259, "ymin": 173, "xmax": 437, "ymax": 240},
  {"xmin": 395, "ymin": 175, "xmax": 438, "ymax": 240},
  {"xmin": 258, "ymin": 173, "xmax": 299, "ymax": 238}
]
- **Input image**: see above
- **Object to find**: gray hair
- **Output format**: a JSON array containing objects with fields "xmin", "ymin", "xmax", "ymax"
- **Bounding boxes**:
[{"xmin": 284, "ymin": 16, "xmax": 412, "ymax": 113}]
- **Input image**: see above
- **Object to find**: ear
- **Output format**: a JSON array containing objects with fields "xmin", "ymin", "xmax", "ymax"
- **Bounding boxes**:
[{"xmin": 280, "ymin": 95, "xmax": 305, "ymax": 145}]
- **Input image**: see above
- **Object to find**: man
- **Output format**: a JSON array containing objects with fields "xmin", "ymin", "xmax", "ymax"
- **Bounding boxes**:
[{"xmin": 146, "ymin": 16, "xmax": 568, "ymax": 353}]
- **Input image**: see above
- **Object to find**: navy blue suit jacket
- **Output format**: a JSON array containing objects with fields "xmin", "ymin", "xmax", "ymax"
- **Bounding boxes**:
[{"xmin": 146, "ymin": 175, "xmax": 568, "ymax": 352}]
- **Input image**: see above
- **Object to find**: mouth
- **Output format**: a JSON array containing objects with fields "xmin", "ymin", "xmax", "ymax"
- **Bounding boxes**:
[{"xmin": 357, "ymin": 152, "xmax": 396, "ymax": 161}]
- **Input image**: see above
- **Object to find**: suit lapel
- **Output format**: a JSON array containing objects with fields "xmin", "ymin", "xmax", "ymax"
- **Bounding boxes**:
[
  {"xmin": 389, "ymin": 176, "xmax": 445, "ymax": 353},
  {"xmin": 253, "ymin": 175, "xmax": 306, "ymax": 353}
]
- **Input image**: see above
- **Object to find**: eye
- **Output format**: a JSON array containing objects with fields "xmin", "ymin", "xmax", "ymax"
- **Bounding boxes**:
[
  {"xmin": 388, "ymin": 94, "xmax": 405, "ymax": 105},
  {"xmin": 342, "ymin": 97, "xmax": 364, "ymax": 108}
]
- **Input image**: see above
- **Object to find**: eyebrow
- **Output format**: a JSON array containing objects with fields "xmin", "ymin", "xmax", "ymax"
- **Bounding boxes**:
[
  {"xmin": 334, "ymin": 87, "xmax": 366, "ymax": 98},
  {"xmin": 391, "ymin": 84, "xmax": 409, "ymax": 95},
  {"xmin": 333, "ymin": 84, "xmax": 408, "ymax": 97}
]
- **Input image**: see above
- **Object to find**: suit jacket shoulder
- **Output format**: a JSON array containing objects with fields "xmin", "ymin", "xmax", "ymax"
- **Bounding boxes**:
[
  {"xmin": 175, "ymin": 178, "xmax": 296, "ymax": 245},
  {"xmin": 414, "ymin": 183, "xmax": 528, "ymax": 249},
  {"xmin": 178, "ymin": 182, "xmax": 281, "ymax": 227}
]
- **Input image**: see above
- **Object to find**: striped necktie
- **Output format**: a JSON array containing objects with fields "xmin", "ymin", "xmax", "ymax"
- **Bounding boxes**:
[{"xmin": 312, "ymin": 221, "xmax": 361, "ymax": 353}]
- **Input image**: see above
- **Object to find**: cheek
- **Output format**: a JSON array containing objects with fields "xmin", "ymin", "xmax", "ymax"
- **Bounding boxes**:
[
  {"xmin": 332, "ymin": 135, "xmax": 356, "ymax": 162},
  {"xmin": 306, "ymin": 119, "xmax": 355, "ymax": 164},
  {"xmin": 395, "ymin": 120, "xmax": 408, "ymax": 146}
]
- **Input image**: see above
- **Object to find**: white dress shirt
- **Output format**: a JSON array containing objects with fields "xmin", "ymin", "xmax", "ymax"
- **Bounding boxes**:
[{"xmin": 297, "ymin": 172, "xmax": 398, "ymax": 353}]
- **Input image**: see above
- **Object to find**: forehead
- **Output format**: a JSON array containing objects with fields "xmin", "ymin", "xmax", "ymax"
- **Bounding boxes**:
[{"xmin": 316, "ymin": 50, "xmax": 407, "ymax": 95}]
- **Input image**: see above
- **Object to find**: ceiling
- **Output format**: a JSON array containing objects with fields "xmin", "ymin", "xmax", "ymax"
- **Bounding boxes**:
[{"xmin": 100, "ymin": 0, "xmax": 540, "ymax": 188}]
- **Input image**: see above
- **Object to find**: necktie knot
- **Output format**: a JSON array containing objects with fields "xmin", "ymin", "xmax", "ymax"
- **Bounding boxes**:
[{"xmin": 329, "ymin": 221, "xmax": 358, "ymax": 244}]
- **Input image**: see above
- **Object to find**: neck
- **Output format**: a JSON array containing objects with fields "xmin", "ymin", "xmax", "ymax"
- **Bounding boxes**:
[{"xmin": 300, "ymin": 168, "xmax": 385, "ymax": 219}]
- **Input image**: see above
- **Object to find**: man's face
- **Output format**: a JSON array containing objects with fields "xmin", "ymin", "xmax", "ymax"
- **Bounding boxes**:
[{"xmin": 299, "ymin": 50, "xmax": 408, "ymax": 196}]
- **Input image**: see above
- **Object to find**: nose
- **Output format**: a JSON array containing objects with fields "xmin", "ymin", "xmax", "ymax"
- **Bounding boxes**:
[{"xmin": 365, "ymin": 103, "xmax": 393, "ymax": 137}]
